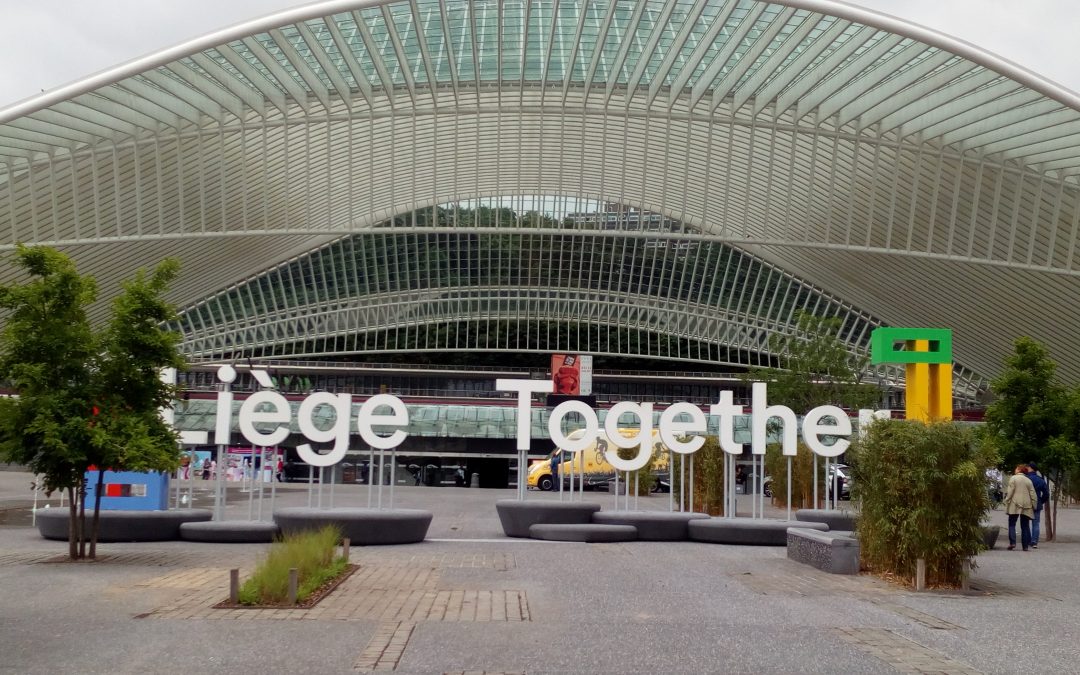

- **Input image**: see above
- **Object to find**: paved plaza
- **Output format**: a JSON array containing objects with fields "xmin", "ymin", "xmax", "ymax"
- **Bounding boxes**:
[{"xmin": 1, "ymin": 471, "xmax": 1078, "ymax": 674}]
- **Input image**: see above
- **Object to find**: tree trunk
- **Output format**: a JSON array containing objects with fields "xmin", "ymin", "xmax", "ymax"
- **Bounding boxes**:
[
  {"xmin": 77, "ymin": 480, "xmax": 87, "ymax": 559},
  {"xmin": 89, "ymin": 468, "xmax": 105, "ymax": 559},
  {"xmin": 67, "ymin": 486, "xmax": 78, "ymax": 560}
]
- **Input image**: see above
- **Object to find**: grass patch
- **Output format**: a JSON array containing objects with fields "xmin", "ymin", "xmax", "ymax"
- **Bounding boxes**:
[{"xmin": 238, "ymin": 525, "xmax": 347, "ymax": 606}]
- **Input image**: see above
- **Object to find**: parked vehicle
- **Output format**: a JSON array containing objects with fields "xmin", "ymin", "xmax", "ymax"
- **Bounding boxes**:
[{"xmin": 527, "ymin": 429, "xmax": 670, "ymax": 492}]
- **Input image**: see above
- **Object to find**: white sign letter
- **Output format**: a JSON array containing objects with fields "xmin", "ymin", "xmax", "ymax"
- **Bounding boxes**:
[
  {"xmin": 751, "ymin": 382, "xmax": 797, "ymax": 456},
  {"xmin": 659, "ymin": 402, "xmax": 706, "ymax": 455},
  {"xmin": 548, "ymin": 401, "xmax": 599, "ymax": 453},
  {"xmin": 296, "ymin": 392, "xmax": 353, "ymax": 467},
  {"xmin": 603, "ymin": 401, "xmax": 654, "ymax": 471},
  {"xmin": 803, "ymin": 406, "xmax": 852, "ymax": 458},
  {"xmin": 238, "ymin": 390, "xmax": 291, "ymax": 447},
  {"xmin": 496, "ymin": 379, "xmax": 555, "ymax": 450},
  {"xmin": 357, "ymin": 394, "xmax": 409, "ymax": 450},
  {"xmin": 709, "ymin": 391, "xmax": 745, "ymax": 456}
]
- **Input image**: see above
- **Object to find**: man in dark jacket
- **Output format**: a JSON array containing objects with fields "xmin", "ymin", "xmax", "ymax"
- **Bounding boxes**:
[{"xmin": 1027, "ymin": 463, "xmax": 1050, "ymax": 548}]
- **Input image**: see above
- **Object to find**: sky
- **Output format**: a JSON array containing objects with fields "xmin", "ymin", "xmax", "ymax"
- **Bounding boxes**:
[{"xmin": 0, "ymin": 0, "xmax": 1077, "ymax": 109}]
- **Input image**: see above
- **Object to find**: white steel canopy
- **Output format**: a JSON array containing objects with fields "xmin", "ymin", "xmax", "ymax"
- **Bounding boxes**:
[{"xmin": 1, "ymin": 0, "xmax": 1080, "ymax": 386}]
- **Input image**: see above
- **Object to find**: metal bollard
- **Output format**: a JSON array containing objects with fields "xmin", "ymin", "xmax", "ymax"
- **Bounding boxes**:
[
  {"xmin": 229, "ymin": 568, "xmax": 239, "ymax": 604},
  {"xmin": 288, "ymin": 567, "xmax": 298, "ymax": 605}
]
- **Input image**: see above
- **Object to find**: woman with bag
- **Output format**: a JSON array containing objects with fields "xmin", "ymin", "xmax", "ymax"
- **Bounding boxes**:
[{"xmin": 1004, "ymin": 464, "xmax": 1038, "ymax": 551}]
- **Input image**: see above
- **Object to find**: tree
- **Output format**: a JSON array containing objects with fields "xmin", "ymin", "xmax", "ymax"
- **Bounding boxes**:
[
  {"xmin": 0, "ymin": 246, "xmax": 185, "ymax": 559},
  {"xmin": 747, "ymin": 311, "xmax": 880, "ymax": 508},
  {"xmin": 983, "ymin": 337, "xmax": 1080, "ymax": 541},
  {"xmin": 0, "ymin": 246, "xmax": 97, "ymax": 559},
  {"xmin": 748, "ymin": 311, "xmax": 880, "ymax": 412}
]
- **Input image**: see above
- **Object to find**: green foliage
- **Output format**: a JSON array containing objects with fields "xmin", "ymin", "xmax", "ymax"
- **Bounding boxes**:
[
  {"xmin": 239, "ymin": 526, "xmax": 347, "ymax": 605},
  {"xmin": 747, "ymin": 311, "xmax": 879, "ymax": 412},
  {"xmin": 669, "ymin": 437, "xmax": 726, "ymax": 515},
  {"xmin": 983, "ymin": 337, "xmax": 1070, "ymax": 471},
  {"xmin": 851, "ymin": 420, "xmax": 995, "ymax": 586},
  {"xmin": 764, "ymin": 443, "xmax": 825, "ymax": 509},
  {"xmin": 0, "ymin": 246, "xmax": 185, "ymax": 558},
  {"xmin": 617, "ymin": 443, "xmax": 659, "ymax": 496},
  {"xmin": 0, "ymin": 245, "xmax": 97, "ymax": 494}
]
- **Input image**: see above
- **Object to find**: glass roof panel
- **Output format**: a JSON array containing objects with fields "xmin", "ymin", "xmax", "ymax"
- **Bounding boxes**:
[
  {"xmin": 330, "ymin": 12, "xmax": 383, "ymax": 86},
  {"xmin": 522, "ymin": 0, "xmax": 553, "ymax": 81},
  {"xmin": 303, "ymin": 19, "xmax": 359, "ymax": 90},
  {"xmin": 595, "ymin": 1, "xmax": 636, "ymax": 84},
  {"xmin": 389, "ymin": 2, "xmax": 428, "ymax": 83},
  {"xmin": 224, "ymin": 41, "xmax": 292, "ymax": 94},
  {"xmin": 570, "ymin": 0, "xmax": 607, "ymax": 81},
  {"xmin": 415, "ymin": 0, "xmax": 451, "ymax": 82},
  {"xmin": 501, "ymin": 0, "xmax": 525, "ymax": 81},
  {"xmin": 277, "ymin": 25, "xmax": 336, "ymax": 90},
  {"xmin": 544, "ymin": 0, "xmax": 575, "ymax": 82},
  {"xmin": 252, "ymin": 33, "xmax": 313, "ymax": 92},
  {"xmin": 443, "ymin": 1, "xmax": 476, "ymax": 81},
  {"xmin": 360, "ymin": 7, "xmax": 405, "ymax": 85}
]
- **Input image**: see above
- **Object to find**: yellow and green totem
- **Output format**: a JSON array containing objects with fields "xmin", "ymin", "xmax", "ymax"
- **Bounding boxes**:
[{"xmin": 870, "ymin": 327, "xmax": 953, "ymax": 422}]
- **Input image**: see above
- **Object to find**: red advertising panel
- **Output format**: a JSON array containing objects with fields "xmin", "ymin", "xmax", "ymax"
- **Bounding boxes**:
[{"xmin": 551, "ymin": 354, "xmax": 593, "ymax": 395}]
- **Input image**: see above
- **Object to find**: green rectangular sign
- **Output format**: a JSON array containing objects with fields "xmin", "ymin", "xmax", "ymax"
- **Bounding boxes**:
[{"xmin": 870, "ymin": 327, "xmax": 952, "ymax": 365}]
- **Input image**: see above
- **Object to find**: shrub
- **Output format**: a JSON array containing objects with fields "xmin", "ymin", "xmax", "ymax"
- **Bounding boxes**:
[
  {"xmin": 850, "ymin": 420, "xmax": 994, "ymax": 586},
  {"xmin": 238, "ymin": 525, "xmax": 346, "ymax": 605},
  {"xmin": 764, "ymin": 443, "xmax": 826, "ymax": 509},
  {"xmin": 669, "ymin": 437, "xmax": 726, "ymax": 515},
  {"xmin": 617, "ymin": 444, "xmax": 659, "ymax": 496}
]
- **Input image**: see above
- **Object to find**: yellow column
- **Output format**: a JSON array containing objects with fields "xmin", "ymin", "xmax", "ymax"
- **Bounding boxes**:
[{"xmin": 905, "ymin": 339, "xmax": 931, "ymax": 422}]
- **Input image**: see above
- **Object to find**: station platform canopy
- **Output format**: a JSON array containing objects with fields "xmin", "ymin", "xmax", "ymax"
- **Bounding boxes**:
[{"xmin": 2, "ymin": 0, "xmax": 1080, "ymax": 396}]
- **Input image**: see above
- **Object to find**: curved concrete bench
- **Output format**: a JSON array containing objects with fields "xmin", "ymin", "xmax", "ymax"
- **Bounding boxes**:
[
  {"xmin": 688, "ymin": 517, "xmax": 829, "ymax": 546},
  {"xmin": 529, "ymin": 523, "xmax": 638, "ymax": 543},
  {"xmin": 591, "ymin": 511, "xmax": 710, "ymax": 541},
  {"xmin": 274, "ymin": 507, "xmax": 432, "ymax": 545},
  {"xmin": 36, "ymin": 509, "xmax": 212, "ymax": 542},
  {"xmin": 787, "ymin": 527, "xmax": 860, "ymax": 574},
  {"xmin": 796, "ymin": 509, "xmax": 857, "ymax": 532},
  {"xmin": 495, "ymin": 500, "xmax": 602, "ymax": 538},
  {"xmin": 179, "ymin": 520, "xmax": 279, "ymax": 543}
]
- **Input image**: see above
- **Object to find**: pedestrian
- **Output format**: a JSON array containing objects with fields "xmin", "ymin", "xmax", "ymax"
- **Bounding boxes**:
[
  {"xmin": 1026, "ymin": 463, "xmax": 1050, "ymax": 548},
  {"xmin": 1004, "ymin": 464, "xmax": 1038, "ymax": 551},
  {"xmin": 201, "ymin": 457, "xmax": 211, "ymax": 480},
  {"xmin": 275, "ymin": 457, "xmax": 284, "ymax": 483}
]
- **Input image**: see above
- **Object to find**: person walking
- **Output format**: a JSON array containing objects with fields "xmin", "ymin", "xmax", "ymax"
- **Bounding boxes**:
[
  {"xmin": 1004, "ymin": 464, "xmax": 1038, "ymax": 551},
  {"xmin": 1026, "ymin": 463, "xmax": 1050, "ymax": 548}
]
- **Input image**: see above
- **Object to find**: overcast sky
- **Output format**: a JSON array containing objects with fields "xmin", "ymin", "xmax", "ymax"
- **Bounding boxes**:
[{"xmin": 0, "ymin": 0, "xmax": 1077, "ymax": 109}]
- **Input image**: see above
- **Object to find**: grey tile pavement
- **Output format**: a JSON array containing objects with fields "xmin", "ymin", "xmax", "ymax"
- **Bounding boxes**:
[{"xmin": 1, "ymin": 470, "xmax": 1077, "ymax": 674}]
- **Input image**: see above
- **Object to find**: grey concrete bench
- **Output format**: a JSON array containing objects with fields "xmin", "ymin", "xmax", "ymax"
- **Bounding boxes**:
[
  {"xmin": 274, "ymin": 507, "xmax": 432, "ymax": 545},
  {"xmin": 591, "ymin": 511, "xmax": 709, "ymax": 541},
  {"xmin": 495, "ymin": 499, "xmax": 602, "ymax": 538},
  {"xmin": 529, "ymin": 523, "xmax": 638, "ymax": 543},
  {"xmin": 786, "ymin": 527, "xmax": 860, "ymax": 574},
  {"xmin": 36, "ymin": 508, "xmax": 212, "ymax": 542},
  {"xmin": 796, "ymin": 509, "xmax": 857, "ymax": 532},
  {"xmin": 179, "ymin": 520, "xmax": 279, "ymax": 543},
  {"xmin": 688, "ymin": 517, "xmax": 828, "ymax": 546}
]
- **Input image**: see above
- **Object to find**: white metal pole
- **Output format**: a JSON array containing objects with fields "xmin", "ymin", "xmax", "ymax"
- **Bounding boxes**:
[
  {"xmin": 307, "ymin": 464, "xmax": 314, "ymax": 508},
  {"xmin": 377, "ymin": 447, "xmax": 385, "ymax": 510},
  {"xmin": 388, "ymin": 450, "xmax": 395, "ymax": 510},
  {"xmin": 634, "ymin": 473, "xmax": 639, "ymax": 511},
  {"xmin": 247, "ymin": 451, "xmax": 255, "ymax": 521},
  {"xmin": 614, "ymin": 471, "xmax": 619, "ymax": 510},
  {"xmin": 786, "ymin": 456, "xmax": 792, "ymax": 521},
  {"xmin": 813, "ymin": 455, "xmax": 819, "ymax": 510},
  {"xmin": 679, "ymin": 454, "xmax": 685, "ymax": 513},
  {"xmin": 689, "ymin": 454, "xmax": 694, "ymax": 514},
  {"xmin": 270, "ymin": 448, "xmax": 277, "ymax": 520},
  {"xmin": 367, "ymin": 445, "xmax": 374, "ymax": 508},
  {"xmin": 668, "ymin": 450, "xmax": 674, "ymax": 513},
  {"xmin": 31, "ymin": 474, "xmax": 39, "ymax": 526},
  {"xmin": 330, "ymin": 464, "xmax": 336, "ymax": 509}
]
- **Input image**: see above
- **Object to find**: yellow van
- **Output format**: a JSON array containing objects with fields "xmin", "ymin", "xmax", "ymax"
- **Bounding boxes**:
[{"xmin": 526, "ymin": 429, "xmax": 671, "ymax": 492}]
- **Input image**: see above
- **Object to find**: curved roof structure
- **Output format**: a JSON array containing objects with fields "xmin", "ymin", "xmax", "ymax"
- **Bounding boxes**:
[{"xmin": 2, "ymin": 0, "xmax": 1079, "ymax": 390}]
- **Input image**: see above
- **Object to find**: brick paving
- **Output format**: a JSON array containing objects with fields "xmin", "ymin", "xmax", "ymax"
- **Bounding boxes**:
[
  {"xmin": 836, "ymin": 627, "xmax": 982, "ymax": 674},
  {"xmin": 353, "ymin": 621, "xmax": 415, "ymax": 671},
  {"xmin": 141, "ymin": 557, "xmax": 530, "ymax": 623}
]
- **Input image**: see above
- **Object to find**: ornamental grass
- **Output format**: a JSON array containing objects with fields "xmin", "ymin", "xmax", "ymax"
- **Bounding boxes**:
[
  {"xmin": 850, "ymin": 420, "xmax": 995, "ymax": 587},
  {"xmin": 238, "ymin": 525, "xmax": 347, "ymax": 605}
]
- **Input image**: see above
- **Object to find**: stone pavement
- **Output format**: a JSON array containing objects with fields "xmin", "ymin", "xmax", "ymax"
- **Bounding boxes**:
[{"xmin": 1, "ymin": 473, "xmax": 1078, "ymax": 674}]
